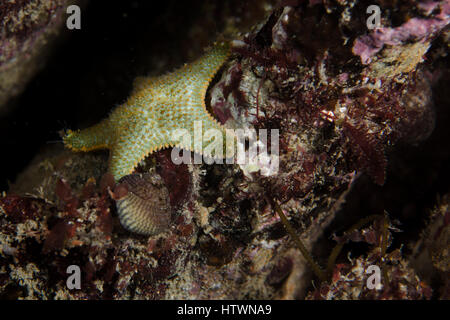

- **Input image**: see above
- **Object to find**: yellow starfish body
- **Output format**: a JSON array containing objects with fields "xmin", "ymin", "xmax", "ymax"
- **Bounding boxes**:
[{"xmin": 63, "ymin": 42, "xmax": 233, "ymax": 181}]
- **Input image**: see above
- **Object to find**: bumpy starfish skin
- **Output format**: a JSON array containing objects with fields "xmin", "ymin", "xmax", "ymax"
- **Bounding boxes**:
[{"xmin": 63, "ymin": 42, "xmax": 233, "ymax": 181}]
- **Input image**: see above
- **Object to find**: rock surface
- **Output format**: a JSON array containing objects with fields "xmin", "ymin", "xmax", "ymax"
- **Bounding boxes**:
[{"xmin": 0, "ymin": 0, "xmax": 82, "ymax": 114}]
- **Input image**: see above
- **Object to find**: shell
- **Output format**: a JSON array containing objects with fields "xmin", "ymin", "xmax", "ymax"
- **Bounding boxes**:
[{"xmin": 115, "ymin": 172, "xmax": 171, "ymax": 236}]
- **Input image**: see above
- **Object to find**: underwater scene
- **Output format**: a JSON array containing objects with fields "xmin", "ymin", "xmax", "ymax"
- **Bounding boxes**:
[{"xmin": 0, "ymin": 0, "xmax": 449, "ymax": 303}]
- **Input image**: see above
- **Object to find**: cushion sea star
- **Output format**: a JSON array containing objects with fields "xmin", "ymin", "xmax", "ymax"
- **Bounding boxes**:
[{"xmin": 63, "ymin": 42, "xmax": 234, "ymax": 182}]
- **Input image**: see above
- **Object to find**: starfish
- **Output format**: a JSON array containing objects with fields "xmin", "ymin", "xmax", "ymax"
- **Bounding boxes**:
[{"xmin": 63, "ymin": 42, "xmax": 234, "ymax": 182}]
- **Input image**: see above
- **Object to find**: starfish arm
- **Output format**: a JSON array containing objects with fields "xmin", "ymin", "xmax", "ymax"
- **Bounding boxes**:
[
  {"xmin": 109, "ymin": 108, "xmax": 171, "ymax": 181},
  {"xmin": 109, "ymin": 136, "xmax": 168, "ymax": 182},
  {"xmin": 63, "ymin": 102, "xmax": 150, "ymax": 153},
  {"xmin": 187, "ymin": 42, "xmax": 230, "ymax": 82},
  {"xmin": 163, "ymin": 42, "xmax": 230, "ymax": 88},
  {"xmin": 108, "ymin": 142, "xmax": 139, "ymax": 182},
  {"xmin": 63, "ymin": 118, "xmax": 113, "ymax": 152}
]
